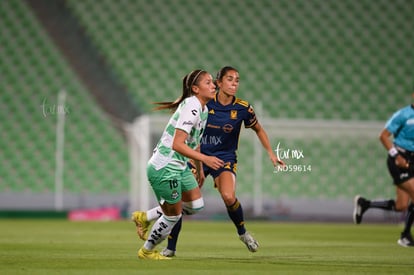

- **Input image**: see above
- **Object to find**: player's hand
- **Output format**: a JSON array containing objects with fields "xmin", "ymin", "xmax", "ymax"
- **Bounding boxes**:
[
  {"xmin": 202, "ymin": 155, "xmax": 224, "ymax": 170},
  {"xmin": 197, "ymin": 172, "xmax": 206, "ymax": 188},
  {"xmin": 275, "ymin": 158, "xmax": 285, "ymax": 167},
  {"xmin": 189, "ymin": 160, "xmax": 206, "ymax": 186},
  {"xmin": 270, "ymin": 152, "xmax": 285, "ymax": 168},
  {"xmin": 395, "ymin": 154, "xmax": 409, "ymax": 169}
]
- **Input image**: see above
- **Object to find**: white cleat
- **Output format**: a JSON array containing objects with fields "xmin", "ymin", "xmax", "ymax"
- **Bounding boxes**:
[{"xmin": 239, "ymin": 231, "xmax": 259, "ymax": 252}]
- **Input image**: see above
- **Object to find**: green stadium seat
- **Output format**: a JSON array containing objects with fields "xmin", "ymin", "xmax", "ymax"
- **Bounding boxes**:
[{"xmin": 0, "ymin": 0, "xmax": 130, "ymax": 196}]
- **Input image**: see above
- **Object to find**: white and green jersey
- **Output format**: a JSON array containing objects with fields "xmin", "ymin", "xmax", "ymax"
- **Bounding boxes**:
[{"xmin": 149, "ymin": 96, "xmax": 208, "ymax": 170}]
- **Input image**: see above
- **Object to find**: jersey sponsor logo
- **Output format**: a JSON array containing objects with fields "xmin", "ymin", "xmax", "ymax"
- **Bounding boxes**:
[
  {"xmin": 191, "ymin": 109, "xmax": 198, "ymax": 116},
  {"xmin": 230, "ymin": 110, "xmax": 237, "ymax": 119},
  {"xmin": 206, "ymin": 123, "xmax": 220, "ymax": 129},
  {"xmin": 223, "ymin": 123, "xmax": 234, "ymax": 133},
  {"xmin": 182, "ymin": 120, "xmax": 194, "ymax": 126},
  {"xmin": 407, "ymin": 119, "xmax": 414, "ymax": 125}
]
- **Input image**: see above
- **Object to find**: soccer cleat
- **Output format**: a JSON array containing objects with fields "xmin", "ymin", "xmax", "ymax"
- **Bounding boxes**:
[
  {"xmin": 397, "ymin": 233, "xmax": 414, "ymax": 247},
  {"xmin": 239, "ymin": 231, "xmax": 259, "ymax": 252},
  {"xmin": 353, "ymin": 195, "xmax": 369, "ymax": 224},
  {"xmin": 160, "ymin": 248, "xmax": 176, "ymax": 257},
  {"xmin": 131, "ymin": 211, "xmax": 150, "ymax": 240},
  {"xmin": 138, "ymin": 247, "xmax": 172, "ymax": 260}
]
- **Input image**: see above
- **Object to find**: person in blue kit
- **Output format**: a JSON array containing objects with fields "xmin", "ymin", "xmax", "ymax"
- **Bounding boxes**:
[
  {"xmin": 354, "ymin": 92, "xmax": 414, "ymax": 247},
  {"xmin": 132, "ymin": 66, "xmax": 285, "ymax": 256}
]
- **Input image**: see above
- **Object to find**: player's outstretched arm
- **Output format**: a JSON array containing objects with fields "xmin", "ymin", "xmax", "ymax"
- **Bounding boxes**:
[{"xmin": 251, "ymin": 122, "xmax": 285, "ymax": 167}]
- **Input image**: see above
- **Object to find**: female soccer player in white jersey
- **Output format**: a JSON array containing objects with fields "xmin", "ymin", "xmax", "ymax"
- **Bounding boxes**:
[
  {"xmin": 133, "ymin": 66, "xmax": 284, "ymax": 257},
  {"xmin": 135, "ymin": 69, "xmax": 224, "ymax": 260}
]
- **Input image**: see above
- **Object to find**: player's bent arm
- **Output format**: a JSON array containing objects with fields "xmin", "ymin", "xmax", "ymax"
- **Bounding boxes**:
[
  {"xmin": 193, "ymin": 147, "xmax": 206, "ymax": 186},
  {"xmin": 172, "ymin": 129, "xmax": 224, "ymax": 170},
  {"xmin": 380, "ymin": 128, "xmax": 409, "ymax": 168},
  {"xmin": 251, "ymin": 122, "xmax": 284, "ymax": 166},
  {"xmin": 379, "ymin": 128, "xmax": 394, "ymax": 151}
]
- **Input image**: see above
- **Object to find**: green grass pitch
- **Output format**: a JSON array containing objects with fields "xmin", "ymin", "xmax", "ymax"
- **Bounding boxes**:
[{"xmin": 1, "ymin": 219, "xmax": 413, "ymax": 274}]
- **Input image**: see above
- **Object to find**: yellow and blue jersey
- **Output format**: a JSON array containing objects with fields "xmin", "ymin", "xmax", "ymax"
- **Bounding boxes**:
[{"xmin": 201, "ymin": 93, "xmax": 257, "ymax": 162}]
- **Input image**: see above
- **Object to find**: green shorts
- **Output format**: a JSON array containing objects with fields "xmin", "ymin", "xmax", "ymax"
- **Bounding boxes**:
[{"xmin": 147, "ymin": 163, "xmax": 198, "ymax": 205}]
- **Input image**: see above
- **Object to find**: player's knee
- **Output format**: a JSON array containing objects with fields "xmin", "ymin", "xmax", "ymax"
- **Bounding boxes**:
[
  {"xmin": 395, "ymin": 199, "xmax": 410, "ymax": 212},
  {"xmin": 182, "ymin": 197, "xmax": 204, "ymax": 215},
  {"xmin": 395, "ymin": 203, "xmax": 408, "ymax": 212},
  {"xmin": 221, "ymin": 193, "xmax": 236, "ymax": 206}
]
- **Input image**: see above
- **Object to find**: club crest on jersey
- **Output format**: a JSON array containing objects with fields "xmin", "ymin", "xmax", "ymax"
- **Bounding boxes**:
[
  {"xmin": 230, "ymin": 110, "xmax": 237, "ymax": 119},
  {"xmin": 171, "ymin": 190, "xmax": 179, "ymax": 200},
  {"xmin": 223, "ymin": 123, "xmax": 233, "ymax": 133},
  {"xmin": 209, "ymin": 109, "xmax": 215, "ymax": 114}
]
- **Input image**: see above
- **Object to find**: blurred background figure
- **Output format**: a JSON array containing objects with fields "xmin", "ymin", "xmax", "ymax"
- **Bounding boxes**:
[{"xmin": 354, "ymin": 90, "xmax": 414, "ymax": 247}]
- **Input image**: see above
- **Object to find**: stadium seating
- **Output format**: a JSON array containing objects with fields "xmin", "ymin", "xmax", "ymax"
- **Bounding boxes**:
[
  {"xmin": 67, "ymin": 0, "xmax": 411, "ymax": 119},
  {"xmin": 0, "ymin": 0, "xmax": 129, "ymax": 194}
]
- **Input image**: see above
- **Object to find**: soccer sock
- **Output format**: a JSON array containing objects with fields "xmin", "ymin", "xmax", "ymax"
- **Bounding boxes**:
[
  {"xmin": 164, "ymin": 198, "xmax": 202, "ymax": 252},
  {"xmin": 402, "ymin": 203, "xmax": 414, "ymax": 236},
  {"xmin": 143, "ymin": 214, "xmax": 181, "ymax": 250},
  {"xmin": 166, "ymin": 216, "xmax": 182, "ymax": 251},
  {"xmin": 368, "ymin": 199, "xmax": 395, "ymax": 211},
  {"xmin": 146, "ymin": 206, "xmax": 163, "ymax": 221},
  {"xmin": 226, "ymin": 198, "xmax": 246, "ymax": 235}
]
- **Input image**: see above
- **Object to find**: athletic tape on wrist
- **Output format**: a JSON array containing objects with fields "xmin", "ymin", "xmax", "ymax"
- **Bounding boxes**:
[{"xmin": 388, "ymin": 147, "xmax": 399, "ymax": 157}]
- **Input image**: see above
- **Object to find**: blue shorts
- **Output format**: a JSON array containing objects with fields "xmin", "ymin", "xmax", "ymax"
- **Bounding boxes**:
[
  {"xmin": 204, "ymin": 161, "xmax": 237, "ymax": 179},
  {"xmin": 188, "ymin": 160, "xmax": 237, "ymax": 179}
]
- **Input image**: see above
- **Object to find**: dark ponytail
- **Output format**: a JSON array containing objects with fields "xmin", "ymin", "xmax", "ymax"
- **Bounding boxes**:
[{"xmin": 154, "ymin": 69, "xmax": 207, "ymax": 111}]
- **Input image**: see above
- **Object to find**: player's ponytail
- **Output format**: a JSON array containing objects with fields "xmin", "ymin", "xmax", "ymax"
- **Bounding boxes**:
[{"xmin": 154, "ymin": 69, "xmax": 206, "ymax": 111}]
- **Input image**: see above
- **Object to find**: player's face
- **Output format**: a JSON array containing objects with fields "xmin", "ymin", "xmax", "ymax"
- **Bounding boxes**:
[
  {"xmin": 194, "ymin": 73, "xmax": 216, "ymax": 103},
  {"xmin": 217, "ymin": 70, "xmax": 239, "ymax": 97}
]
